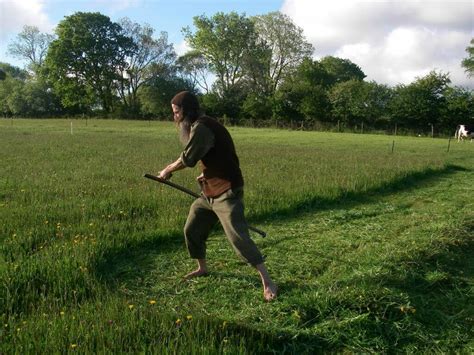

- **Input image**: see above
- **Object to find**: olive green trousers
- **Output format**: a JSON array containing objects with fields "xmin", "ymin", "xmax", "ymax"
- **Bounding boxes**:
[{"xmin": 184, "ymin": 188, "xmax": 264, "ymax": 266}]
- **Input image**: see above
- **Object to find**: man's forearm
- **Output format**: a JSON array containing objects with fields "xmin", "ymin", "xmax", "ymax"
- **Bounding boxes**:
[{"xmin": 158, "ymin": 158, "xmax": 186, "ymax": 179}]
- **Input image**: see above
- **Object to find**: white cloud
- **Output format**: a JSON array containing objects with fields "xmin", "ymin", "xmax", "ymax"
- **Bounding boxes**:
[
  {"xmin": 281, "ymin": 0, "xmax": 474, "ymax": 87},
  {"xmin": 0, "ymin": 0, "xmax": 52, "ymax": 41},
  {"xmin": 175, "ymin": 39, "xmax": 191, "ymax": 56}
]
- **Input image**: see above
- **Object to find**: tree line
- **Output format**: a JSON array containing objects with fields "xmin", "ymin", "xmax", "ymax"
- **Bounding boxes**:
[{"xmin": 1, "ymin": 11, "xmax": 473, "ymax": 135}]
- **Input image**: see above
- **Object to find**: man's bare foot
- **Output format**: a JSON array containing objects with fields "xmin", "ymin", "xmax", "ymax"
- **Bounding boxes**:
[
  {"xmin": 184, "ymin": 268, "xmax": 208, "ymax": 279},
  {"xmin": 255, "ymin": 263, "xmax": 277, "ymax": 301},
  {"xmin": 184, "ymin": 259, "xmax": 208, "ymax": 279},
  {"xmin": 263, "ymin": 282, "xmax": 277, "ymax": 301}
]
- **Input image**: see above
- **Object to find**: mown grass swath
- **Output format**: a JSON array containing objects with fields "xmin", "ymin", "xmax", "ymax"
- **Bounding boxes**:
[{"xmin": 1, "ymin": 119, "xmax": 473, "ymax": 353}]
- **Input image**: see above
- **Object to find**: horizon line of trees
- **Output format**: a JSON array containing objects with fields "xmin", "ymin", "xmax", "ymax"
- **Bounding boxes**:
[{"xmin": 0, "ymin": 11, "xmax": 473, "ymax": 135}]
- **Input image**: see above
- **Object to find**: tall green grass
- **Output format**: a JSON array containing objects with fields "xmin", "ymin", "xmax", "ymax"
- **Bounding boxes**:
[{"xmin": 1, "ymin": 119, "xmax": 473, "ymax": 353}]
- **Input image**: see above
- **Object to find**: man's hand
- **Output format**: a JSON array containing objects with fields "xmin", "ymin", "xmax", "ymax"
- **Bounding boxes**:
[
  {"xmin": 157, "ymin": 158, "xmax": 186, "ymax": 180},
  {"xmin": 158, "ymin": 169, "xmax": 172, "ymax": 180}
]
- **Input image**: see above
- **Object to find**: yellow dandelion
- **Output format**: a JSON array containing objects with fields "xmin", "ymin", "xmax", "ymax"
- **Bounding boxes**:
[
  {"xmin": 60, "ymin": 311, "xmax": 65, "ymax": 316},
  {"xmin": 70, "ymin": 344, "xmax": 78, "ymax": 349},
  {"xmin": 399, "ymin": 305, "xmax": 416, "ymax": 314},
  {"xmin": 128, "ymin": 304, "xmax": 134, "ymax": 310},
  {"xmin": 186, "ymin": 315, "xmax": 192, "ymax": 320},
  {"xmin": 149, "ymin": 300, "xmax": 157, "ymax": 305},
  {"xmin": 175, "ymin": 318, "xmax": 182, "ymax": 325},
  {"xmin": 45, "ymin": 220, "xmax": 49, "ymax": 224}
]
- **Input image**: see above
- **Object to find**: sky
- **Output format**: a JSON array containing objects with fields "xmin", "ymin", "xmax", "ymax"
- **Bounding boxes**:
[{"xmin": 0, "ymin": 0, "xmax": 473, "ymax": 88}]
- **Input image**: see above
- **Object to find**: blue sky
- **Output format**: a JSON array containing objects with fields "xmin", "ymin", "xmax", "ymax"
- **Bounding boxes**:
[
  {"xmin": 42, "ymin": 0, "xmax": 283, "ymax": 54},
  {"xmin": 1, "ymin": 0, "xmax": 473, "ymax": 88},
  {"xmin": 0, "ymin": 0, "xmax": 283, "ymax": 63}
]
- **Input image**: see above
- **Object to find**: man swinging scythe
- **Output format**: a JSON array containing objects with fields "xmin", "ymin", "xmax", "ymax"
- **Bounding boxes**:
[{"xmin": 155, "ymin": 91, "xmax": 277, "ymax": 301}]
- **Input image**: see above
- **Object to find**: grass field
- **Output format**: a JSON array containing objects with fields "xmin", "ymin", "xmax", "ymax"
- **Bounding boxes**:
[{"xmin": 1, "ymin": 118, "xmax": 473, "ymax": 353}]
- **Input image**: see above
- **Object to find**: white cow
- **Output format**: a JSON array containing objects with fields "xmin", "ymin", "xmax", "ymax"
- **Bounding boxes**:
[{"xmin": 454, "ymin": 124, "xmax": 474, "ymax": 142}]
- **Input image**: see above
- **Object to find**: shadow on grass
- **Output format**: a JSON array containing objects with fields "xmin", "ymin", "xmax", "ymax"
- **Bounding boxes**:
[
  {"xmin": 94, "ymin": 231, "xmax": 183, "ymax": 289},
  {"xmin": 98, "ymin": 164, "xmax": 468, "ymax": 283},
  {"xmin": 384, "ymin": 219, "xmax": 474, "ymax": 349},
  {"xmin": 358, "ymin": 218, "xmax": 474, "ymax": 351},
  {"xmin": 93, "ymin": 164, "xmax": 471, "ymax": 352},
  {"xmin": 94, "ymin": 237, "xmax": 338, "ymax": 352},
  {"xmin": 194, "ymin": 317, "xmax": 332, "ymax": 353},
  {"xmin": 249, "ymin": 164, "xmax": 469, "ymax": 225}
]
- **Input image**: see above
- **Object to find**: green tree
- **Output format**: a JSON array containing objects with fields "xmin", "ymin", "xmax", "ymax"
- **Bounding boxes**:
[
  {"xmin": 247, "ymin": 11, "xmax": 313, "ymax": 96},
  {"xmin": 273, "ymin": 58, "xmax": 333, "ymax": 122},
  {"xmin": 441, "ymin": 86, "xmax": 474, "ymax": 131},
  {"xmin": 0, "ymin": 63, "xmax": 28, "ymax": 116},
  {"xmin": 44, "ymin": 12, "xmax": 134, "ymax": 113},
  {"xmin": 389, "ymin": 71, "xmax": 451, "ymax": 132},
  {"xmin": 0, "ymin": 62, "xmax": 63, "ymax": 117},
  {"xmin": 362, "ymin": 81, "xmax": 393, "ymax": 127},
  {"xmin": 319, "ymin": 56, "xmax": 366, "ymax": 84},
  {"xmin": 299, "ymin": 85, "xmax": 332, "ymax": 122},
  {"xmin": 461, "ymin": 38, "xmax": 474, "ymax": 77},
  {"xmin": 241, "ymin": 92, "xmax": 273, "ymax": 121},
  {"xmin": 176, "ymin": 50, "xmax": 211, "ymax": 93},
  {"xmin": 139, "ymin": 74, "xmax": 193, "ymax": 118},
  {"xmin": 183, "ymin": 12, "xmax": 256, "ymax": 98},
  {"xmin": 8, "ymin": 25, "xmax": 54, "ymax": 75},
  {"xmin": 0, "ymin": 62, "xmax": 28, "ymax": 80},
  {"xmin": 6, "ymin": 79, "xmax": 62, "ymax": 117},
  {"xmin": 272, "ymin": 83, "xmax": 303, "ymax": 123},
  {"xmin": 329, "ymin": 80, "xmax": 358, "ymax": 125},
  {"xmin": 297, "ymin": 58, "xmax": 334, "ymax": 88},
  {"xmin": 0, "ymin": 77, "xmax": 20, "ymax": 117},
  {"xmin": 117, "ymin": 18, "xmax": 176, "ymax": 115},
  {"xmin": 200, "ymin": 92, "xmax": 222, "ymax": 118},
  {"xmin": 330, "ymin": 80, "xmax": 392, "ymax": 127}
]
